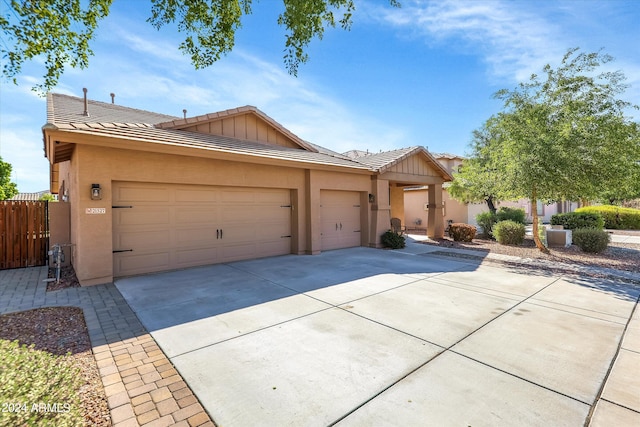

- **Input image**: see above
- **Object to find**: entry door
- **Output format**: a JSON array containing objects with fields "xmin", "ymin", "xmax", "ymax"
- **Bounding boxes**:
[{"xmin": 320, "ymin": 190, "xmax": 362, "ymax": 251}]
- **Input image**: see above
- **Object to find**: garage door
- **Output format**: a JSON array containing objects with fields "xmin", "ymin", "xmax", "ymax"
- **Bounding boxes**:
[
  {"xmin": 112, "ymin": 182, "xmax": 291, "ymax": 277},
  {"xmin": 320, "ymin": 190, "xmax": 362, "ymax": 251}
]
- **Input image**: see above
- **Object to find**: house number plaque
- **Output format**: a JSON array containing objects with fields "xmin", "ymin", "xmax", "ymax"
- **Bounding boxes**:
[{"xmin": 85, "ymin": 208, "xmax": 106, "ymax": 214}]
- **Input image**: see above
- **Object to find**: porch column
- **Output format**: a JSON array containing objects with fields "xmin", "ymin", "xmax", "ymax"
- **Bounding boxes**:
[
  {"xmin": 389, "ymin": 185, "xmax": 405, "ymax": 226},
  {"xmin": 427, "ymin": 183, "xmax": 445, "ymax": 238},
  {"xmin": 369, "ymin": 177, "xmax": 391, "ymax": 248}
]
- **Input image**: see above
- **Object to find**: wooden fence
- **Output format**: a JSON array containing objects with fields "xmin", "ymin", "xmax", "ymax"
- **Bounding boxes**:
[{"xmin": 0, "ymin": 201, "xmax": 49, "ymax": 269}]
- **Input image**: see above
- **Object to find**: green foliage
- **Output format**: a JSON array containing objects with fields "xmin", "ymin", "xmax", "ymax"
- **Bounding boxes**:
[
  {"xmin": 475, "ymin": 211, "xmax": 497, "ymax": 237},
  {"xmin": 381, "ymin": 230, "xmax": 405, "ymax": 249},
  {"xmin": 0, "ymin": 340, "xmax": 83, "ymax": 426},
  {"xmin": 39, "ymin": 193, "xmax": 56, "ymax": 202},
  {"xmin": 0, "ymin": 156, "xmax": 18, "ymax": 200},
  {"xmin": 576, "ymin": 206, "xmax": 640, "ymax": 230},
  {"xmin": 572, "ymin": 228, "xmax": 611, "ymax": 253},
  {"xmin": 1, "ymin": 0, "xmax": 400, "ymax": 92},
  {"xmin": 0, "ymin": 0, "xmax": 112, "ymax": 93},
  {"xmin": 550, "ymin": 212, "xmax": 605, "ymax": 230},
  {"xmin": 448, "ymin": 117, "xmax": 508, "ymax": 213},
  {"xmin": 448, "ymin": 223, "xmax": 476, "ymax": 242},
  {"xmin": 492, "ymin": 220, "xmax": 525, "ymax": 245},
  {"xmin": 496, "ymin": 206, "xmax": 526, "ymax": 224}
]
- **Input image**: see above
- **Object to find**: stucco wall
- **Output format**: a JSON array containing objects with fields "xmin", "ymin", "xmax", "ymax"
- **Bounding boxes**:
[{"xmin": 65, "ymin": 144, "xmax": 373, "ymax": 285}]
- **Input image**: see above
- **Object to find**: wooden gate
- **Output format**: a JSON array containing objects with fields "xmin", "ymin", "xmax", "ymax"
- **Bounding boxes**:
[{"xmin": 0, "ymin": 201, "xmax": 49, "ymax": 269}]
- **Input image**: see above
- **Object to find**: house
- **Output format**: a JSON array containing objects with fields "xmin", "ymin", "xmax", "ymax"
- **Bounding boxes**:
[
  {"xmin": 43, "ymin": 92, "xmax": 452, "ymax": 285},
  {"xmin": 9, "ymin": 190, "xmax": 56, "ymax": 201},
  {"xmin": 402, "ymin": 153, "xmax": 580, "ymax": 230}
]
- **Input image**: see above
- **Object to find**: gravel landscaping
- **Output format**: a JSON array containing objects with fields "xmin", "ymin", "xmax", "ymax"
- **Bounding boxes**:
[{"xmin": 419, "ymin": 231, "xmax": 640, "ymax": 274}]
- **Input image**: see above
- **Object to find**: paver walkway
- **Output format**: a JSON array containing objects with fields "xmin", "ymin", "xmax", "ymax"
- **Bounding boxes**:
[{"xmin": 0, "ymin": 267, "xmax": 214, "ymax": 427}]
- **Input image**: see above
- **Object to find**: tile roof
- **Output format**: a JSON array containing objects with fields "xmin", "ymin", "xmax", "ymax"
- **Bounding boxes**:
[
  {"xmin": 47, "ymin": 93, "xmax": 178, "ymax": 126},
  {"xmin": 44, "ymin": 93, "xmax": 451, "ymax": 179}
]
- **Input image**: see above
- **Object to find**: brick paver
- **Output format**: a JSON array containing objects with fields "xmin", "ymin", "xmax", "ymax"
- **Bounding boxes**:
[{"xmin": 0, "ymin": 266, "xmax": 215, "ymax": 427}]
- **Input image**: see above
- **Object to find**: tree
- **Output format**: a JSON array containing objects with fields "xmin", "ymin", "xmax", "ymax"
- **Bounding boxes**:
[
  {"xmin": 1, "ymin": 0, "xmax": 400, "ymax": 93},
  {"xmin": 0, "ymin": 156, "xmax": 18, "ymax": 200},
  {"xmin": 448, "ymin": 117, "xmax": 511, "ymax": 214},
  {"xmin": 492, "ymin": 48, "xmax": 640, "ymax": 251}
]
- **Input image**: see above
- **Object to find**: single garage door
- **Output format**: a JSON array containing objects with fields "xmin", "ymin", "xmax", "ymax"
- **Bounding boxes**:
[
  {"xmin": 320, "ymin": 190, "xmax": 362, "ymax": 251},
  {"xmin": 112, "ymin": 182, "xmax": 291, "ymax": 277}
]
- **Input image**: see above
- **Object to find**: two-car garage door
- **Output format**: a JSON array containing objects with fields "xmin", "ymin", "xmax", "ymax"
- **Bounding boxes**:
[{"xmin": 112, "ymin": 182, "xmax": 292, "ymax": 277}]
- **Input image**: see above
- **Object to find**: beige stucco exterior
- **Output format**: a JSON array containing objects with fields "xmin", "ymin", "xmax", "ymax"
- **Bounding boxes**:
[{"xmin": 44, "ymin": 95, "xmax": 451, "ymax": 285}]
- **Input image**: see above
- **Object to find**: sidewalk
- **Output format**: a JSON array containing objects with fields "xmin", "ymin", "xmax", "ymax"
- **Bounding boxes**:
[{"xmin": 0, "ymin": 267, "xmax": 215, "ymax": 427}]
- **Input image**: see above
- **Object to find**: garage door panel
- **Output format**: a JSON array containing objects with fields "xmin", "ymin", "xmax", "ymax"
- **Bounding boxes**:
[
  {"xmin": 115, "ymin": 252, "xmax": 170, "ymax": 276},
  {"xmin": 175, "ymin": 226, "xmax": 219, "ymax": 246},
  {"xmin": 175, "ymin": 189, "xmax": 219, "ymax": 203},
  {"xmin": 113, "ymin": 182, "xmax": 291, "ymax": 277},
  {"xmin": 175, "ymin": 208, "xmax": 217, "ymax": 224},
  {"xmin": 117, "ymin": 230, "xmax": 171, "ymax": 249},
  {"xmin": 116, "ymin": 185, "xmax": 170, "ymax": 203},
  {"xmin": 176, "ymin": 247, "xmax": 220, "ymax": 266},
  {"xmin": 115, "ymin": 209, "xmax": 170, "ymax": 226}
]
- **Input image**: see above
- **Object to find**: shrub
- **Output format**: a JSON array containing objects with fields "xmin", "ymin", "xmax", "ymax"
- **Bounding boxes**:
[
  {"xmin": 475, "ymin": 211, "xmax": 498, "ymax": 237},
  {"xmin": 381, "ymin": 230, "xmax": 406, "ymax": 249},
  {"xmin": 496, "ymin": 207, "xmax": 526, "ymax": 224},
  {"xmin": 448, "ymin": 223, "xmax": 476, "ymax": 242},
  {"xmin": 576, "ymin": 206, "xmax": 640, "ymax": 230},
  {"xmin": 493, "ymin": 220, "xmax": 525, "ymax": 245},
  {"xmin": 572, "ymin": 228, "xmax": 610, "ymax": 253},
  {"xmin": 550, "ymin": 212, "xmax": 604, "ymax": 230}
]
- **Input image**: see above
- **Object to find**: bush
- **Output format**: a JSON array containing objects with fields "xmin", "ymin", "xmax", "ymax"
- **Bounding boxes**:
[
  {"xmin": 496, "ymin": 207, "xmax": 526, "ymax": 224},
  {"xmin": 550, "ymin": 212, "xmax": 604, "ymax": 230},
  {"xmin": 572, "ymin": 228, "xmax": 611, "ymax": 253},
  {"xmin": 493, "ymin": 220, "xmax": 525, "ymax": 245},
  {"xmin": 381, "ymin": 230, "xmax": 406, "ymax": 249},
  {"xmin": 475, "ymin": 211, "xmax": 498, "ymax": 237},
  {"xmin": 448, "ymin": 223, "xmax": 476, "ymax": 242},
  {"xmin": 576, "ymin": 206, "xmax": 640, "ymax": 230}
]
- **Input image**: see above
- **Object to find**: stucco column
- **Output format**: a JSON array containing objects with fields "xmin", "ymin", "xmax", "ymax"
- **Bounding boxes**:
[
  {"xmin": 369, "ymin": 178, "xmax": 391, "ymax": 247},
  {"xmin": 389, "ymin": 185, "xmax": 405, "ymax": 226},
  {"xmin": 305, "ymin": 170, "xmax": 322, "ymax": 255},
  {"xmin": 427, "ymin": 183, "xmax": 445, "ymax": 238}
]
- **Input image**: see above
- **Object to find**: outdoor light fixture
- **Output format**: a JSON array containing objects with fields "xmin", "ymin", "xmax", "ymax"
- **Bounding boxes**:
[
  {"xmin": 368, "ymin": 193, "xmax": 375, "ymax": 203},
  {"xmin": 91, "ymin": 184, "xmax": 102, "ymax": 200}
]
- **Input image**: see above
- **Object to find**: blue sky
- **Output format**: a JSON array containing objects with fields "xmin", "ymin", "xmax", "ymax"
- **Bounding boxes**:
[{"xmin": 1, "ymin": 0, "xmax": 639, "ymax": 193}]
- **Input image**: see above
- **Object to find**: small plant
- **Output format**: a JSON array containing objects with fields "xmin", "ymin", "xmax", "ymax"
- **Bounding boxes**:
[
  {"xmin": 381, "ymin": 230, "xmax": 406, "ymax": 249},
  {"xmin": 448, "ymin": 223, "xmax": 476, "ymax": 242},
  {"xmin": 493, "ymin": 220, "xmax": 525, "ymax": 245},
  {"xmin": 496, "ymin": 207, "xmax": 526, "ymax": 224},
  {"xmin": 551, "ymin": 212, "xmax": 604, "ymax": 230},
  {"xmin": 475, "ymin": 211, "xmax": 498, "ymax": 237},
  {"xmin": 572, "ymin": 228, "xmax": 611, "ymax": 253}
]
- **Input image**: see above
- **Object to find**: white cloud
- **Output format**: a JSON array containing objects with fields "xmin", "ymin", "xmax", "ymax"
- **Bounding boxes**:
[{"xmin": 365, "ymin": 0, "xmax": 566, "ymax": 83}]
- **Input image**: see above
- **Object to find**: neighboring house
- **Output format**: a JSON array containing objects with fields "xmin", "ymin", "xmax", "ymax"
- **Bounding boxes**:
[
  {"xmin": 43, "ymin": 93, "xmax": 452, "ymax": 285},
  {"xmin": 9, "ymin": 190, "xmax": 56, "ymax": 201},
  {"xmin": 402, "ymin": 153, "xmax": 580, "ymax": 230}
]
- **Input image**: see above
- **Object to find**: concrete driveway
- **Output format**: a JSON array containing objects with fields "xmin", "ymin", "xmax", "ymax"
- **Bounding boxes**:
[{"xmin": 115, "ymin": 245, "xmax": 640, "ymax": 426}]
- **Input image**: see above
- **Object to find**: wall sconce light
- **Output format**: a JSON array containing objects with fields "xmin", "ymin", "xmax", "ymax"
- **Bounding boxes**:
[
  {"xmin": 91, "ymin": 184, "xmax": 102, "ymax": 200},
  {"xmin": 368, "ymin": 193, "xmax": 375, "ymax": 203}
]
